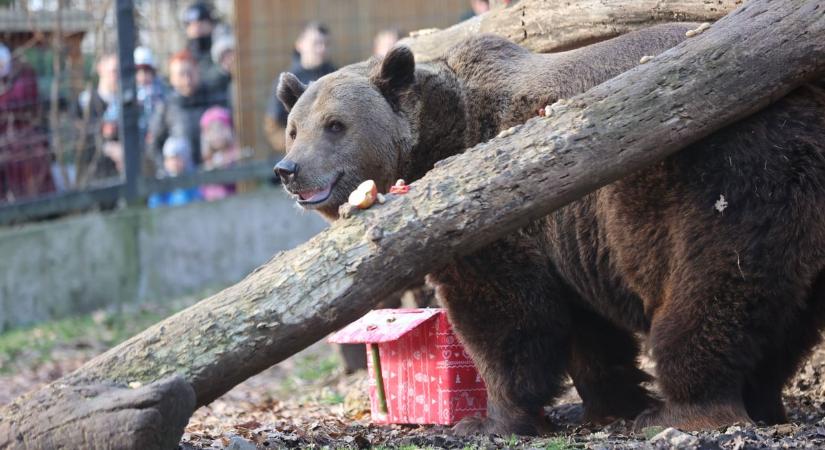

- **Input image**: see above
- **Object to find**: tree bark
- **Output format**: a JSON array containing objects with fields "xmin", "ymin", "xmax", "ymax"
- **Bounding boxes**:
[
  {"xmin": 0, "ymin": 376, "xmax": 194, "ymax": 450},
  {"xmin": 2, "ymin": 0, "xmax": 824, "ymax": 448},
  {"xmin": 404, "ymin": 0, "xmax": 744, "ymax": 60}
]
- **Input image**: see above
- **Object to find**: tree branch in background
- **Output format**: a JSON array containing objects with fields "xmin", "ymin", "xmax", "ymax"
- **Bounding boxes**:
[{"xmin": 403, "ymin": 0, "xmax": 744, "ymax": 59}]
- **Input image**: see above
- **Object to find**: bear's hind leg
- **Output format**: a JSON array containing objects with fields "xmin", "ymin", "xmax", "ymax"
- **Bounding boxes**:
[
  {"xmin": 568, "ymin": 306, "xmax": 658, "ymax": 425},
  {"xmin": 634, "ymin": 263, "xmax": 818, "ymax": 431},
  {"xmin": 635, "ymin": 278, "xmax": 751, "ymax": 430},
  {"xmin": 744, "ymin": 271, "xmax": 825, "ymax": 424}
]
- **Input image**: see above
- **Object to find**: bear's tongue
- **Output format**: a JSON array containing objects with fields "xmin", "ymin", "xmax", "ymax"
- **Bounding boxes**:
[{"xmin": 298, "ymin": 184, "xmax": 332, "ymax": 202}]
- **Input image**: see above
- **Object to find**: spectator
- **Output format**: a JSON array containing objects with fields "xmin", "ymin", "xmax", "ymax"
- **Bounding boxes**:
[
  {"xmin": 147, "ymin": 50, "xmax": 223, "ymax": 170},
  {"xmin": 147, "ymin": 136, "xmax": 202, "ymax": 208},
  {"xmin": 264, "ymin": 22, "xmax": 336, "ymax": 153},
  {"xmin": 373, "ymin": 28, "xmax": 403, "ymax": 58},
  {"xmin": 199, "ymin": 106, "xmax": 240, "ymax": 201},
  {"xmin": 460, "ymin": 0, "xmax": 490, "ymax": 21},
  {"xmin": 100, "ymin": 98, "xmax": 124, "ymax": 174},
  {"xmin": 91, "ymin": 48, "xmax": 166, "ymax": 177},
  {"xmin": 134, "ymin": 46, "xmax": 167, "ymax": 140},
  {"xmin": 74, "ymin": 52, "xmax": 120, "ymax": 181},
  {"xmin": 210, "ymin": 34, "xmax": 235, "ymax": 109},
  {"xmin": 0, "ymin": 43, "xmax": 54, "ymax": 201},
  {"xmin": 181, "ymin": 1, "xmax": 229, "ymax": 103}
]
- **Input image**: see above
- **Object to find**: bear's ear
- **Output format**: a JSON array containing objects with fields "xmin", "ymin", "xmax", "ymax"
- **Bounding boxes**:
[
  {"xmin": 370, "ymin": 46, "xmax": 415, "ymax": 107},
  {"xmin": 277, "ymin": 72, "xmax": 307, "ymax": 112}
]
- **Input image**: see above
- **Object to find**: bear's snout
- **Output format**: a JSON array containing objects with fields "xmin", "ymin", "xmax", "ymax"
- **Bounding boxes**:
[{"xmin": 274, "ymin": 159, "xmax": 299, "ymax": 183}]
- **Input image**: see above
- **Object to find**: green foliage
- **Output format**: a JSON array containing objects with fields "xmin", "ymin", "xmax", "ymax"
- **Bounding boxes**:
[
  {"xmin": 643, "ymin": 426, "xmax": 666, "ymax": 440},
  {"xmin": 544, "ymin": 436, "xmax": 577, "ymax": 450},
  {"xmin": 373, "ymin": 446, "xmax": 437, "ymax": 450},
  {"xmin": 320, "ymin": 391, "xmax": 345, "ymax": 405},
  {"xmin": 0, "ymin": 297, "xmax": 198, "ymax": 374},
  {"xmin": 294, "ymin": 352, "xmax": 340, "ymax": 383},
  {"xmin": 506, "ymin": 434, "xmax": 520, "ymax": 447}
]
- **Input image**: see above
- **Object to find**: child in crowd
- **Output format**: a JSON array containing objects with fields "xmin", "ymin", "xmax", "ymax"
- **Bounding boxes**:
[
  {"xmin": 199, "ymin": 106, "xmax": 241, "ymax": 201},
  {"xmin": 147, "ymin": 136, "xmax": 202, "ymax": 208},
  {"xmin": 134, "ymin": 46, "xmax": 167, "ymax": 141}
]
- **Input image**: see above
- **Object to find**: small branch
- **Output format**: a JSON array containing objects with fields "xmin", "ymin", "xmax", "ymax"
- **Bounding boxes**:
[{"xmin": 370, "ymin": 344, "xmax": 389, "ymax": 414}]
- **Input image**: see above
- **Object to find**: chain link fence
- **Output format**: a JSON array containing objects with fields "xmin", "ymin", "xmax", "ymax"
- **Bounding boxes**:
[{"xmin": 0, "ymin": 0, "xmax": 479, "ymax": 224}]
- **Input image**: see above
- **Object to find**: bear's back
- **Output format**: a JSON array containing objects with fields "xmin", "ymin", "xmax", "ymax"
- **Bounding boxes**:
[{"xmin": 444, "ymin": 23, "xmax": 697, "ymax": 133}]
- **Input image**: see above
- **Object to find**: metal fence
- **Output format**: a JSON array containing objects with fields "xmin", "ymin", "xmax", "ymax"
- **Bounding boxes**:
[{"xmin": 0, "ymin": 0, "xmax": 476, "ymax": 225}]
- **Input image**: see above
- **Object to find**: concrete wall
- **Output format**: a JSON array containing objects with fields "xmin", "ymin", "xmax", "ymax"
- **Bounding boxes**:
[{"xmin": 0, "ymin": 188, "xmax": 327, "ymax": 331}]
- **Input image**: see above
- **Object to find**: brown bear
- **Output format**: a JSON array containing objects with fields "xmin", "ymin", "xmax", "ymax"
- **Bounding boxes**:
[{"xmin": 273, "ymin": 23, "xmax": 825, "ymax": 435}]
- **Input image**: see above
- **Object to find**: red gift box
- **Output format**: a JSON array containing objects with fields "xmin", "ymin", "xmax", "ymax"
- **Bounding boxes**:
[{"xmin": 329, "ymin": 308, "xmax": 487, "ymax": 425}]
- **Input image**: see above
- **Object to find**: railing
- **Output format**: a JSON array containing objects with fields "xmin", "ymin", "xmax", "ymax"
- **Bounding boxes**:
[{"xmin": 0, "ymin": 158, "xmax": 278, "ymax": 225}]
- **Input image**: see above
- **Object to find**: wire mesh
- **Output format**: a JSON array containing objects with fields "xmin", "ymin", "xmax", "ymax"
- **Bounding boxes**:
[{"xmin": 0, "ymin": 0, "xmax": 477, "ymax": 218}]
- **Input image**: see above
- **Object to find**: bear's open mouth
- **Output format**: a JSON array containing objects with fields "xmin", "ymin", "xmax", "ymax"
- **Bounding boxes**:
[{"xmin": 296, "ymin": 173, "xmax": 341, "ymax": 206}]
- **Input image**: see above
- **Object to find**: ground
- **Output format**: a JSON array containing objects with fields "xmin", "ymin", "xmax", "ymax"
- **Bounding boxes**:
[{"xmin": 3, "ymin": 299, "xmax": 825, "ymax": 449}]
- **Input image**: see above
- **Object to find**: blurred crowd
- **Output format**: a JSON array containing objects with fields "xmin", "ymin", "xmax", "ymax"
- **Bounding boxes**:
[
  {"xmin": 0, "ymin": 1, "xmax": 240, "ymax": 207},
  {"xmin": 0, "ymin": 0, "xmax": 489, "ymax": 209}
]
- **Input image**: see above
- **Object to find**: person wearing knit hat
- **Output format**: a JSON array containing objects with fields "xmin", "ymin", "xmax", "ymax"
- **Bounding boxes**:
[
  {"xmin": 199, "ymin": 106, "xmax": 239, "ymax": 168},
  {"xmin": 134, "ymin": 46, "xmax": 155, "ymax": 70},
  {"xmin": 210, "ymin": 33, "xmax": 235, "ymax": 109},
  {"xmin": 199, "ymin": 106, "xmax": 240, "ymax": 201},
  {"xmin": 211, "ymin": 35, "xmax": 234, "ymax": 69},
  {"xmin": 134, "ymin": 46, "xmax": 167, "ymax": 141},
  {"xmin": 180, "ymin": 2, "xmax": 230, "ymax": 106},
  {"xmin": 148, "ymin": 136, "xmax": 202, "ymax": 208},
  {"xmin": 161, "ymin": 136, "xmax": 193, "ymax": 173},
  {"xmin": 182, "ymin": 1, "xmax": 215, "ymax": 68},
  {"xmin": 199, "ymin": 105, "xmax": 231, "ymax": 128}
]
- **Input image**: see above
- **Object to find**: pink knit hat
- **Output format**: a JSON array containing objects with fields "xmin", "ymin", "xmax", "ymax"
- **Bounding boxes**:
[{"xmin": 200, "ymin": 106, "xmax": 233, "ymax": 129}]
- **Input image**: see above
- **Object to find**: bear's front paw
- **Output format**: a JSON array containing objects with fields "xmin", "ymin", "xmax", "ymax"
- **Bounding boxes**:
[
  {"xmin": 452, "ymin": 415, "xmax": 539, "ymax": 436},
  {"xmin": 452, "ymin": 415, "xmax": 494, "ymax": 436},
  {"xmin": 632, "ymin": 403, "xmax": 752, "ymax": 432},
  {"xmin": 631, "ymin": 407, "xmax": 664, "ymax": 432}
]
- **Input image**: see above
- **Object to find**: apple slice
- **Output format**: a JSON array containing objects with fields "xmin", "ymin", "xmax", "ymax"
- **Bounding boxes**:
[{"xmin": 348, "ymin": 179, "xmax": 378, "ymax": 209}]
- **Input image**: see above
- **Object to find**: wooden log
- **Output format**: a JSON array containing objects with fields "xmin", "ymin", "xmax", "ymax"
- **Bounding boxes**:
[
  {"xmin": 2, "ymin": 0, "xmax": 823, "ymax": 448},
  {"xmin": 0, "ymin": 376, "xmax": 194, "ymax": 450},
  {"xmin": 404, "ymin": 0, "xmax": 744, "ymax": 60}
]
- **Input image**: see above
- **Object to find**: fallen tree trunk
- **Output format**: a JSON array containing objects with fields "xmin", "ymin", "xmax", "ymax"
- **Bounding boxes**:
[
  {"xmin": 3, "ymin": 0, "xmax": 824, "ymax": 448},
  {"xmin": 403, "ymin": 0, "xmax": 744, "ymax": 60}
]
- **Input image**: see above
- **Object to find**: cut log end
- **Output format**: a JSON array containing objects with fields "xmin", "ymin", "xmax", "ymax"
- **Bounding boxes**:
[{"xmin": 0, "ymin": 375, "xmax": 195, "ymax": 450}]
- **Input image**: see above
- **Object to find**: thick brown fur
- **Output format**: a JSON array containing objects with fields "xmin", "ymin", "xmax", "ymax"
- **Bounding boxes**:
[{"xmin": 275, "ymin": 23, "xmax": 825, "ymax": 435}]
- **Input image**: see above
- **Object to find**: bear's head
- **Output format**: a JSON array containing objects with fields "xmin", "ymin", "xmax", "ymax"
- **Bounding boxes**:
[{"xmin": 273, "ymin": 46, "xmax": 418, "ymax": 220}]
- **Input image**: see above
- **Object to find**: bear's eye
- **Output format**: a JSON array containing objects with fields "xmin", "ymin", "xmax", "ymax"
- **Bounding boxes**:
[
  {"xmin": 288, "ymin": 128, "xmax": 297, "ymax": 140},
  {"xmin": 326, "ymin": 120, "xmax": 345, "ymax": 134}
]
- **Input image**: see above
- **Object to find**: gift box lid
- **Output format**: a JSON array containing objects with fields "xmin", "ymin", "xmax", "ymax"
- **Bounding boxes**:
[{"xmin": 328, "ymin": 308, "xmax": 442, "ymax": 344}]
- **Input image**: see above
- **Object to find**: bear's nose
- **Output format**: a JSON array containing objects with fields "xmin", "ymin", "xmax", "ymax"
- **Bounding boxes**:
[{"xmin": 274, "ymin": 159, "xmax": 299, "ymax": 182}]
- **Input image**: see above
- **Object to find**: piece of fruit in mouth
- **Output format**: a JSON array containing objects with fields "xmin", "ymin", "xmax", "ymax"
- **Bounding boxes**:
[{"xmin": 348, "ymin": 179, "xmax": 378, "ymax": 209}]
